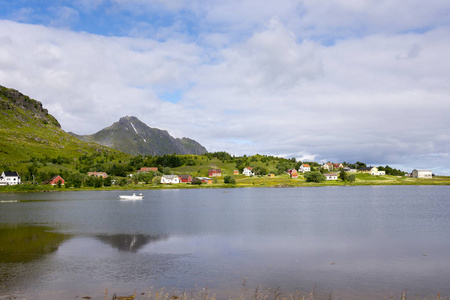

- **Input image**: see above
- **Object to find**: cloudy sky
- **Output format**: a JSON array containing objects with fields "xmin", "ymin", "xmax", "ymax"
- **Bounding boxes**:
[{"xmin": 1, "ymin": 0, "xmax": 449, "ymax": 174}]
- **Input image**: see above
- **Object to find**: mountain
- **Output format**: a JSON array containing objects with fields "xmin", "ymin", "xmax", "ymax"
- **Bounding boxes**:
[
  {"xmin": 71, "ymin": 116, "xmax": 208, "ymax": 156},
  {"xmin": 0, "ymin": 85, "xmax": 124, "ymax": 165}
]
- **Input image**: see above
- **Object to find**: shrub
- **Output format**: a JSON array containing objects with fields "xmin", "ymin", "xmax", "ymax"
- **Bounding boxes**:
[
  {"xmin": 191, "ymin": 177, "xmax": 202, "ymax": 185},
  {"xmin": 348, "ymin": 174, "xmax": 356, "ymax": 182},
  {"xmin": 224, "ymin": 175, "xmax": 236, "ymax": 184},
  {"xmin": 304, "ymin": 171, "xmax": 326, "ymax": 183}
]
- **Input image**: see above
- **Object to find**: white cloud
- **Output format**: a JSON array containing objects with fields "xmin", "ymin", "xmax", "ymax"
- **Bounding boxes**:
[
  {"xmin": 0, "ymin": 20, "xmax": 200, "ymax": 134},
  {"xmin": 0, "ymin": 0, "xmax": 450, "ymax": 174}
]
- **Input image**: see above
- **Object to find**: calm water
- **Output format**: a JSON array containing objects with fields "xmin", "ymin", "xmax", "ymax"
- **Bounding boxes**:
[{"xmin": 1, "ymin": 186, "xmax": 450, "ymax": 299}]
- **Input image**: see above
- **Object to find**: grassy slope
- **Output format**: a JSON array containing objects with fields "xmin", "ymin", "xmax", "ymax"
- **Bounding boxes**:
[{"xmin": 0, "ymin": 88, "xmax": 130, "ymax": 169}]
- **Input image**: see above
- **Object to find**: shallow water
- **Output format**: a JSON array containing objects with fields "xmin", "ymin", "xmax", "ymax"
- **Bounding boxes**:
[{"xmin": 1, "ymin": 186, "xmax": 449, "ymax": 299}]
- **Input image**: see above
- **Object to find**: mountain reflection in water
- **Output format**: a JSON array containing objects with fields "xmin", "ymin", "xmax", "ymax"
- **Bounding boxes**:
[{"xmin": 95, "ymin": 233, "xmax": 168, "ymax": 252}]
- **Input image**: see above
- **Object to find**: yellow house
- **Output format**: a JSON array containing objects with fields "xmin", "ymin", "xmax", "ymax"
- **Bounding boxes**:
[
  {"xmin": 268, "ymin": 173, "xmax": 275, "ymax": 178},
  {"xmin": 359, "ymin": 167, "xmax": 376, "ymax": 174}
]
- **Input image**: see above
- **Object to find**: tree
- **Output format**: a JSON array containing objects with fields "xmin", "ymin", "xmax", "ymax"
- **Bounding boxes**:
[
  {"xmin": 224, "ymin": 175, "xmax": 236, "ymax": 184},
  {"xmin": 253, "ymin": 166, "xmax": 267, "ymax": 176},
  {"xmin": 117, "ymin": 178, "xmax": 127, "ymax": 186},
  {"xmin": 103, "ymin": 176, "xmax": 112, "ymax": 187},
  {"xmin": 339, "ymin": 170, "xmax": 348, "ymax": 182},
  {"xmin": 191, "ymin": 177, "xmax": 202, "ymax": 185},
  {"xmin": 84, "ymin": 176, "xmax": 95, "ymax": 187},
  {"xmin": 348, "ymin": 174, "xmax": 356, "ymax": 183},
  {"xmin": 93, "ymin": 177, "xmax": 103, "ymax": 188},
  {"xmin": 68, "ymin": 173, "xmax": 84, "ymax": 188},
  {"xmin": 304, "ymin": 171, "xmax": 326, "ymax": 183}
]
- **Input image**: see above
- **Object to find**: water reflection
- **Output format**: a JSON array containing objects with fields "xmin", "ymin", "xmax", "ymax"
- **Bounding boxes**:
[
  {"xmin": 95, "ymin": 233, "xmax": 168, "ymax": 252},
  {"xmin": 0, "ymin": 225, "xmax": 71, "ymax": 263},
  {"xmin": 0, "ymin": 225, "xmax": 71, "ymax": 292}
]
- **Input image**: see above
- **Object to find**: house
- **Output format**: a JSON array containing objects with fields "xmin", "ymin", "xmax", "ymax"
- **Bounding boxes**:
[
  {"xmin": 196, "ymin": 177, "xmax": 213, "ymax": 184},
  {"xmin": 208, "ymin": 169, "xmax": 222, "ymax": 177},
  {"xmin": 358, "ymin": 167, "xmax": 374, "ymax": 174},
  {"xmin": 88, "ymin": 172, "xmax": 109, "ymax": 178},
  {"xmin": 268, "ymin": 173, "xmax": 275, "ymax": 178},
  {"xmin": 161, "ymin": 175, "xmax": 180, "ymax": 184},
  {"xmin": 358, "ymin": 167, "xmax": 384, "ymax": 175},
  {"xmin": 333, "ymin": 163, "xmax": 344, "ymax": 170},
  {"xmin": 233, "ymin": 170, "xmax": 239, "ymax": 175},
  {"xmin": 322, "ymin": 162, "xmax": 334, "ymax": 171},
  {"xmin": 178, "ymin": 174, "xmax": 192, "ymax": 183},
  {"xmin": 343, "ymin": 166, "xmax": 357, "ymax": 173},
  {"xmin": 324, "ymin": 173, "xmax": 338, "ymax": 180},
  {"xmin": 299, "ymin": 164, "xmax": 311, "ymax": 173},
  {"xmin": 243, "ymin": 167, "xmax": 254, "ymax": 176},
  {"xmin": 138, "ymin": 167, "xmax": 158, "ymax": 173},
  {"xmin": 0, "ymin": 171, "xmax": 21, "ymax": 186},
  {"xmin": 412, "ymin": 169, "xmax": 432, "ymax": 178},
  {"xmin": 286, "ymin": 169, "xmax": 298, "ymax": 178},
  {"xmin": 373, "ymin": 170, "xmax": 386, "ymax": 176},
  {"xmin": 49, "ymin": 175, "xmax": 65, "ymax": 186}
]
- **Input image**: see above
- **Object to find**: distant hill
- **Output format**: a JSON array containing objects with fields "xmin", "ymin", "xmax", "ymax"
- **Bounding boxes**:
[
  {"xmin": 0, "ymin": 85, "xmax": 125, "ymax": 165},
  {"xmin": 70, "ymin": 116, "xmax": 208, "ymax": 156}
]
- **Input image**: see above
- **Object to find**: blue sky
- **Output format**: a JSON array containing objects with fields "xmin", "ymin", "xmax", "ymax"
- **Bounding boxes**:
[{"xmin": 1, "ymin": 0, "xmax": 450, "ymax": 174}]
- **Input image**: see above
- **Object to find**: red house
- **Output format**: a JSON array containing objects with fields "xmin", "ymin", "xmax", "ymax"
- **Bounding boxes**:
[
  {"xmin": 50, "ymin": 175, "xmax": 65, "ymax": 185},
  {"xmin": 178, "ymin": 175, "xmax": 192, "ymax": 183},
  {"xmin": 286, "ymin": 169, "xmax": 298, "ymax": 178},
  {"xmin": 208, "ymin": 169, "xmax": 222, "ymax": 177}
]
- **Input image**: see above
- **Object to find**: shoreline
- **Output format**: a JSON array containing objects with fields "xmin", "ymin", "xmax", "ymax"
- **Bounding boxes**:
[{"xmin": 1, "ymin": 176, "xmax": 450, "ymax": 193}]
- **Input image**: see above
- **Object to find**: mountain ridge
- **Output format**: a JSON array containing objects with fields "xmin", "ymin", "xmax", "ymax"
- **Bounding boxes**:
[
  {"xmin": 70, "ymin": 116, "xmax": 208, "ymax": 156},
  {"xmin": 0, "ymin": 85, "xmax": 125, "ymax": 165}
]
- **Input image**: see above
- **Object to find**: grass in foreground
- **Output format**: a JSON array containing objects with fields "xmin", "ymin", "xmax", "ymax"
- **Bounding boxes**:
[{"xmin": 102, "ymin": 286, "xmax": 448, "ymax": 300}]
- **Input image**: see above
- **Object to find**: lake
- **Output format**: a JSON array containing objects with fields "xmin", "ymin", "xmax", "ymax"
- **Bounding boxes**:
[{"xmin": 1, "ymin": 186, "xmax": 450, "ymax": 299}]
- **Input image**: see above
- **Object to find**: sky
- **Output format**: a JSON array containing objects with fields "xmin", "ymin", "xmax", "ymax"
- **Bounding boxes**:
[{"xmin": 0, "ymin": 0, "xmax": 449, "ymax": 174}]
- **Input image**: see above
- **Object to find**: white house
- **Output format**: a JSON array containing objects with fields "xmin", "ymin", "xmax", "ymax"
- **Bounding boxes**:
[
  {"xmin": 161, "ymin": 175, "xmax": 180, "ymax": 184},
  {"xmin": 243, "ymin": 167, "xmax": 254, "ymax": 176},
  {"xmin": 324, "ymin": 173, "xmax": 338, "ymax": 180},
  {"xmin": 299, "ymin": 164, "xmax": 311, "ymax": 173},
  {"xmin": 343, "ymin": 166, "xmax": 357, "ymax": 173},
  {"xmin": 0, "ymin": 171, "xmax": 21, "ymax": 186},
  {"xmin": 412, "ymin": 169, "xmax": 432, "ymax": 178},
  {"xmin": 373, "ymin": 170, "xmax": 386, "ymax": 176},
  {"xmin": 322, "ymin": 163, "xmax": 333, "ymax": 171}
]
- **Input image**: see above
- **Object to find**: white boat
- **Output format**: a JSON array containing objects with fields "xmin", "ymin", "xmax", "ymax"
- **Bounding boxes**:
[{"xmin": 119, "ymin": 193, "xmax": 144, "ymax": 200}]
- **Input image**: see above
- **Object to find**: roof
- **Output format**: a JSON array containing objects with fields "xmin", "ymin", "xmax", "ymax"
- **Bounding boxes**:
[
  {"xmin": 324, "ymin": 173, "xmax": 338, "ymax": 176},
  {"xmin": 139, "ymin": 167, "xmax": 158, "ymax": 172},
  {"xmin": 209, "ymin": 169, "xmax": 221, "ymax": 172},
  {"xmin": 51, "ymin": 175, "xmax": 64, "ymax": 181},
  {"xmin": 162, "ymin": 175, "xmax": 179, "ymax": 180},
  {"xmin": 3, "ymin": 171, "xmax": 19, "ymax": 177},
  {"xmin": 302, "ymin": 164, "xmax": 310, "ymax": 167},
  {"xmin": 413, "ymin": 169, "xmax": 432, "ymax": 172},
  {"xmin": 178, "ymin": 175, "xmax": 192, "ymax": 179},
  {"xmin": 245, "ymin": 167, "xmax": 253, "ymax": 170}
]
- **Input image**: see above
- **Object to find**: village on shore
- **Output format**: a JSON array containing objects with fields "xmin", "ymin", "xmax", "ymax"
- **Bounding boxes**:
[{"xmin": 0, "ymin": 160, "xmax": 435, "ymax": 188}]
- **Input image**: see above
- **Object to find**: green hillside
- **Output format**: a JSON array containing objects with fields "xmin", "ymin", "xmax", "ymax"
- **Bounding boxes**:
[{"xmin": 0, "ymin": 85, "xmax": 130, "ymax": 175}]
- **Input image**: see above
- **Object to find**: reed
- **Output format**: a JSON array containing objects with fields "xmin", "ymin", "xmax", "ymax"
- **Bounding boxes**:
[{"xmin": 102, "ymin": 286, "xmax": 448, "ymax": 300}]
